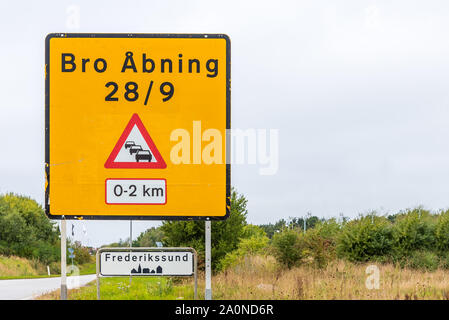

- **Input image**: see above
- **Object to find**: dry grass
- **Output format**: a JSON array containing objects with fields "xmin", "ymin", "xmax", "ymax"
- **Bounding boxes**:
[
  {"xmin": 0, "ymin": 255, "xmax": 46, "ymax": 278},
  {"xmin": 34, "ymin": 256, "xmax": 449, "ymax": 300},
  {"xmin": 36, "ymin": 288, "xmax": 62, "ymax": 300},
  {"xmin": 204, "ymin": 255, "xmax": 449, "ymax": 300},
  {"xmin": 37, "ymin": 277, "xmax": 195, "ymax": 300}
]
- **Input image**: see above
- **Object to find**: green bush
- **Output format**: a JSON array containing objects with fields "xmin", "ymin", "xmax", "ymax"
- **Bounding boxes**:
[
  {"xmin": 303, "ymin": 219, "xmax": 340, "ymax": 268},
  {"xmin": 33, "ymin": 241, "xmax": 60, "ymax": 264},
  {"xmin": 313, "ymin": 218, "xmax": 341, "ymax": 239},
  {"xmin": 49, "ymin": 261, "xmax": 61, "ymax": 274},
  {"xmin": 71, "ymin": 241, "xmax": 93, "ymax": 265},
  {"xmin": 437, "ymin": 252, "xmax": 449, "ymax": 270},
  {"xmin": 435, "ymin": 210, "xmax": 449, "ymax": 251},
  {"xmin": 402, "ymin": 250, "xmax": 440, "ymax": 271},
  {"xmin": 271, "ymin": 228, "xmax": 305, "ymax": 268},
  {"xmin": 259, "ymin": 219, "xmax": 287, "ymax": 239},
  {"xmin": 242, "ymin": 224, "xmax": 266, "ymax": 238},
  {"xmin": 391, "ymin": 209, "xmax": 436, "ymax": 257},
  {"xmin": 0, "ymin": 193, "xmax": 60, "ymax": 263},
  {"xmin": 218, "ymin": 234, "xmax": 269, "ymax": 271},
  {"xmin": 337, "ymin": 214, "xmax": 393, "ymax": 262}
]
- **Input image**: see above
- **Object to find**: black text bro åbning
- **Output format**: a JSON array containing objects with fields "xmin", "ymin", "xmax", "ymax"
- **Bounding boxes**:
[{"xmin": 60, "ymin": 51, "xmax": 220, "ymax": 78}]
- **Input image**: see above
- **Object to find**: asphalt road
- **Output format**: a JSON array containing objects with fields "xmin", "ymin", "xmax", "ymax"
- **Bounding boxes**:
[{"xmin": 0, "ymin": 274, "xmax": 96, "ymax": 300}]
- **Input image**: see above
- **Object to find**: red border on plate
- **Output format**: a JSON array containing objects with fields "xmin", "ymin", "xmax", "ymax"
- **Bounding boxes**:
[
  {"xmin": 104, "ymin": 114, "xmax": 167, "ymax": 169},
  {"xmin": 105, "ymin": 178, "xmax": 167, "ymax": 205}
]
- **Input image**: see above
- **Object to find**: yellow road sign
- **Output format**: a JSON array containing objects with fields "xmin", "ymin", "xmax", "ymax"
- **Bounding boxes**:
[{"xmin": 45, "ymin": 34, "xmax": 230, "ymax": 220}]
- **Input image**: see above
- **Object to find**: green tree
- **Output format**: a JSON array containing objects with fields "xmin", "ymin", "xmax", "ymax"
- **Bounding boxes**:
[
  {"xmin": 135, "ymin": 226, "xmax": 164, "ymax": 247},
  {"xmin": 218, "ymin": 231, "xmax": 269, "ymax": 271},
  {"xmin": 337, "ymin": 213, "xmax": 393, "ymax": 262},
  {"xmin": 391, "ymin": 209, "xmax": 436, "ymax": 256},
  {"xmin": 242, "ymin": 224, "xmax": 266, "ymax": 238},
  {"xmin": 69, "ymin": 240, "xmax": 93, "ymax": 265},
  {"xmin": 302, "ymin": 219, "xmax": 341, "ymax": 268},
  {"xmin": 436, "ymin": 210, "xmax": 449, "ymax": 251},
  {"xmin": 259, "ymin": 219, "xmax": 287, "ymax": 239},
  {"xmin": 271, "ymin": 228, "xmax": 305, "ymax": 268},
  {"xmin": 102, "ymin": 238, "xmax": 130, "ymax": 248},
  {"xmin": 0, "ymin": 193, "xmax": 60, "ymax": 263},
  {"xmin": 288, "ymin": 216, "xmax": 320, "ymax": 231},
  {"xmin": 160, "ymin": 188, "xmax": 248, "ymax": 271}
]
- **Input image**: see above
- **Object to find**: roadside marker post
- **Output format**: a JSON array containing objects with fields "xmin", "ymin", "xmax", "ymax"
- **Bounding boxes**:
[
  {"xmin": 205, "ymin": 220, "xmax": 212, "ymax": 300},
  {"xmin": 60, "ymin": 218, "xmax": 67, "ymax": 300},
  {"xmin": 96, "ymin": 250, "xmax": 100, "ymax": 301},
  {"xmin": 129, "ymin": 220, "xmax": 132, "ymax": 286},
  {"xmin": 96, "ymin": 247, "xmax": 197, "ymax": 300}
]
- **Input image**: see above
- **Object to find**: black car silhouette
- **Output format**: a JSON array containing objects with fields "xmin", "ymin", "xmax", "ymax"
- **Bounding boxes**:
[
  {"xmin": 125, "ymin": 141, "xmax": 135, "ymax": 149},
  {"xmin": 129, "ymin": 145, "xmax": 142, "ymax": 155},
  {"xmin": 135, "ymin": 150, "xmax": 152, "ymax": 162}
]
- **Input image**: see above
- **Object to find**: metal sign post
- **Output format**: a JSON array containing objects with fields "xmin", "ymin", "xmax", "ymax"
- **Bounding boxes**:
[
  {"xmin": 205, "ymin": 220, "xmax": 212, "ymax": 300},
  {"xmin": 96, "ymin": 250, "xmax": 101, "ymax": 300},
  {"xmin": 96, "ymin": 247, "xmax": 197, "ymax": 300},
  {"xmin": 193, "ymin": 251, "xmax": 198, "ymax": 300},
  {"xmin": 129, "ymin": 219, "xmax": 133, "ymax": 286},
  {"xmin": 129, "ymin": 220, "xmax": 133, "ymax": 247},
  {"xmin": 60, "ymin": 218, "xmax": 67, "ymax": 300}
]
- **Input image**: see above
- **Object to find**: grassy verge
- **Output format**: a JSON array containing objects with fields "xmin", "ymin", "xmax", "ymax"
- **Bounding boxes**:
[
  {"xmin": 37, "ymin": 255, "xmax": 449, "ymax": 300},
  {"xmin": 0, "ymin": 255, "xmax": 96, "ymax": 280},
  {"xmin": 72, "ymin": 262, "xmax": 96, "ymax": 275},
  {"xmin": 211, "ymin": 255, "xmax": 449, "ymax": 299},
  {"xmin": 0, "ymin": 255, "xmax": 47, "ymax": 279},
  {"xmin": 37, "ymin": 276, "xmax": 196, "ymax": 300}
]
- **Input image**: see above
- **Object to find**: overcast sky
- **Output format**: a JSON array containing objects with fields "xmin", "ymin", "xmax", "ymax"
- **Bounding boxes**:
[{"xmin": 1, "ymin": 0, "xmax": 449, "ymax": 247}]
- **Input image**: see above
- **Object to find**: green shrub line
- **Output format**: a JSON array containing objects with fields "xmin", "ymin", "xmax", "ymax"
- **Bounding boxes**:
[
  {"xmin": 266, "ymin": 208, "xmax": 449, "ymax": 271},
  {"xmin": 3, "ymin": 191, "xmax": 449, "ymax": 275},
  {"xmin": 130, "ymin": 188, "xmax": 449, "ymax": 273}
]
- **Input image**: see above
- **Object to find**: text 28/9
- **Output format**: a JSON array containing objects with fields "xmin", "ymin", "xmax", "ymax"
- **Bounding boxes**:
[{"xmin": 105, "ymin": 81, "xmax": 174, "ymax": 106}]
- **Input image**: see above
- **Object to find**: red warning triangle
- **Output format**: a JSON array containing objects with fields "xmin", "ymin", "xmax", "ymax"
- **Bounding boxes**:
[{"xmin": 104, "ymin": 114, "xmax": 167, "ymax": 169}]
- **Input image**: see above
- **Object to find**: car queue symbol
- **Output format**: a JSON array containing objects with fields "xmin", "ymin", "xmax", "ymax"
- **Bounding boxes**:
[
  {"xmin": 125, "ymin": 141, "xmax": 135, "ymax": 149},
  {"xmin": 129, "ymin": 145, "xmax": 143, "ymax": 156},
  {"xmin": 124, "ymin": 142, "xmax": 153, "ymax": 162},
  {"xmin": 104, "ymin": 114, "xmax": 166, "ymax": 169}
]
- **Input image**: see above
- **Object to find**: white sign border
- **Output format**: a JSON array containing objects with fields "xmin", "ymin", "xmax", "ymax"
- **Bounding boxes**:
[
  {"xmin": 95, "ymin": 247, "xmax": 198, "ymax": 300},
  {"xmin": 97, "ymin": 247, "xmax": 196, "ymax": 277}
]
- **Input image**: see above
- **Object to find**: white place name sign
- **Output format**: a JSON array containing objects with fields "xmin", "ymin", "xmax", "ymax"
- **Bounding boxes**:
[{"xmin": 99, "ymin": 250, "xmax": 194, "ymax": 276}]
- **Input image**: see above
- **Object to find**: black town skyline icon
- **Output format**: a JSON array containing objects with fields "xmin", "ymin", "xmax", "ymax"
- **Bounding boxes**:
[
  {"xmin": 130, "ymin": 264, "xmax": 163, "ymax": 275},
  {"xmin": 125, "ymin": 140, "xmax": 153, "ymax": 162}
]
